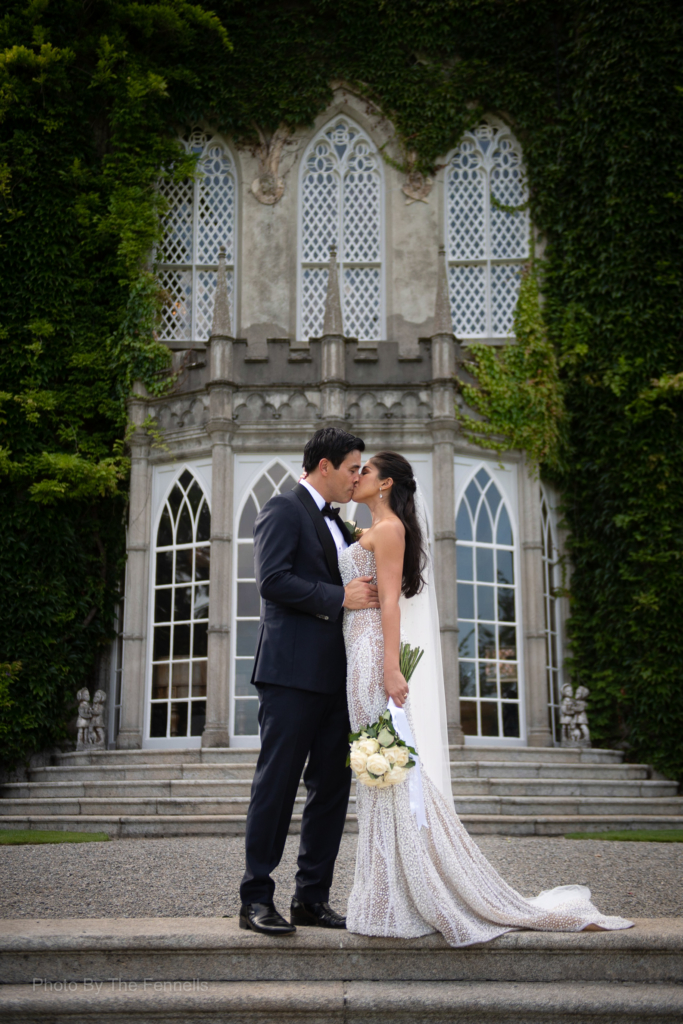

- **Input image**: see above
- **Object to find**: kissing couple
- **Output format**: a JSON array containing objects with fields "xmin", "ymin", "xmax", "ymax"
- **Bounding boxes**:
[{"xmin": 239, "ymin": 427, "xmax": 632, "ymax": 945}]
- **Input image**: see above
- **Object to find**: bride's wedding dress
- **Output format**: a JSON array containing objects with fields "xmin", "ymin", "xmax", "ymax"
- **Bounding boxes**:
[{"xmin": 339, "ymin": 540, "xmax": 633, "ymax": 947}]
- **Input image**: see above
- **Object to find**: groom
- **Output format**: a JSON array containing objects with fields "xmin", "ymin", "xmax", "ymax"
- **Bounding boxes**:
[{"xmin": 239, "ymin": 427, "xmax": 379, "ymax": 935}]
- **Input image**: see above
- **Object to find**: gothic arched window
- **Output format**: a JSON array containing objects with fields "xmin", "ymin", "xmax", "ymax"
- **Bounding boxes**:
[
  {"xmin": 233, "ymin": 463, "xmax": 298, "ymax": 737},
  {"xmin": 299, "ymin": 117, "xmax": 383, "ymax": 342},
  {"xmin": 541, "ymin": 490, "xmax": 563, "ymax": 743},
  {"xmin": 456, "ymin": 467, "xmax": 520, "ymax": 738},
  {"xmin": 446, "ymin": 122, "xmax": 528, "ymax": 341},
  {"xmin": 157, "ymin": 130, "xmax": 236, "ymax": 343},
  {"xmin": 150, "ymin": 469, "xmax": 210, "ymax": 739}
]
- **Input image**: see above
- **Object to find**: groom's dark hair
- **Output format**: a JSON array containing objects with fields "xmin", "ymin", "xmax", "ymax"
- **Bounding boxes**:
[{"xmin": 303, "ymin": 427, "xmax": 365, "ymax": 473}]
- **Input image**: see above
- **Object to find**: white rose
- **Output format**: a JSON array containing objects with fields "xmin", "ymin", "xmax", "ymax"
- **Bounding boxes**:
[
  {"xmin": 358, "ymin": 738, "xmax": 380, "ymax": 756},
  {"xmin": 350, "ymin": 749, "xmax": 368, "ymax": 774},
  {"xmin": 388, "ymin": 766, "xmax": 407, "ymax": 785},
  {"xmin": 384, "ymin": 745, "xmax": 400, "ymax": 764},
  {"xmin": 366, "ymin": 752, "xmax": 390, "ymax": 777},
  {"xmin": 357, "ymin": 771, "xmax": 380, "ymax": 787},
  {"xmin": 376, "ymin": 777, "xmax": 393, "ymax": 789},
  {"xmin": 393, "ymin": 746, "xmax": 410, "ymax": 767}
]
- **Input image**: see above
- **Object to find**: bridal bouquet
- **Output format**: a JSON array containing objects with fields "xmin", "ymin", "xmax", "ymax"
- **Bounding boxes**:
[{"xmin": 347, "ymin": 643, "xmax": 423, "ymax": 789}]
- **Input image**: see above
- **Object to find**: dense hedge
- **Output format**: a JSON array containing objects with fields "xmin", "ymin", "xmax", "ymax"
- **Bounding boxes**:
[{"xmin": 1, "ymin": 0, "xmax": 681, "ymax": 776}]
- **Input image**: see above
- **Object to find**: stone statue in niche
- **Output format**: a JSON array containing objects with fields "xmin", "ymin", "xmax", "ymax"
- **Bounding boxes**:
[
  {"xmin": 75, "ymin": 688, "xmax": 107, "ymax": 750},
  {"xmin": 559, "ymin": 682, "xmax": 591, "ymax": 748},
  {"xmin": 250, "ymin": 125, "xmax": 290, "ymax": 205}
]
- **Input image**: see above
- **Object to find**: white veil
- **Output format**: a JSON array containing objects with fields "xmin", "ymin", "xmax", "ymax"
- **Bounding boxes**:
[{"xmin": 398, "ymin": 485, "xmax": 454, "ymax": 810}]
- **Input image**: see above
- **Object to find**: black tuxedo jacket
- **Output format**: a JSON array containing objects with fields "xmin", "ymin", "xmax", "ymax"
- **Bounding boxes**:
[{"xmin": 250, "ymin": 484, "xmax": 352, "ymax": 694}]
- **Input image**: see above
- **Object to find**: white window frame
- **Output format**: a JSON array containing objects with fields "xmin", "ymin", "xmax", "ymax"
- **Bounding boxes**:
[
  {"xmin": 454, "ymin": 456, "xmax": 526, "ymax": 746},
  {"xmin": 297, "ymin": 114, "xmax": 385, "ymax": 342}
]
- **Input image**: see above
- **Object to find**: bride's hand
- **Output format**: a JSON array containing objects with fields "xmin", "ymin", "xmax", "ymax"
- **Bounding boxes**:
[{"xmin": 384, "ymin": 667, "xmax": 408, "ymax": 708}]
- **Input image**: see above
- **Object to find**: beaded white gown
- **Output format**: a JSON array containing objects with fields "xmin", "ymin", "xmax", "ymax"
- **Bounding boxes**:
[{"xmin": 339, "ymin": 541, "xmax": 633, "ymax": 948}]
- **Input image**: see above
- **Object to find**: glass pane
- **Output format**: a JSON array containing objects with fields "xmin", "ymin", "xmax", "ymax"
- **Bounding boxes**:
[
  {"xmin": 475, "ymin": 467, "xmax": 490, "ymax": 489},
  {"xmin": 238, "ymin": 543, "xmax": 255, "ymax": 578},
  {"xmin": 172, "ymin": 661, "xmax": 190, "ymax": 699},
  {"xmin": 179, "ymin": 469, "xmax": 193, "ymax": 490},
  {"xmin": 279, "ymin": 474, "xmax": 297, "ymax": 493},
  {"xmin": 486, "ymin": 481, "xmax": 501, "ymax": 517},
  {"xmin": 177, "ymin": 502, "xmax": 193, "ymax": 545},
  {"xmin": 197, "ymin": 501, "xmax": 211, "ymax": 542},
  {"xmin": 477, "ymin": 585, "xmax": 495, "ymax": 621},
  {"xmin": 476, "ymin": 503, "xmax": 492, "ymax": 543},
  {"xmin": 238, "ymin": 581, "xmax": 261, "ymax": 617},
  {"xmin": 499, "ymin": 625, "xmax": 517, "ymax": 660},
  {"xmin": 150, "ymin": 703, "xmax": 168, "ymax": 738},
  {"xmin": 155, "ymin": 589, "xmax": 172, "ymax": 623},
  {"xmin": 170, "ymin": 701, "xmax": 188, "ymax": 737},
  {"xmin": 193, "ymin": 621, "xmax": 208, "ymax": 658},
  {"xmin": 237, "ymin": 620, "xmax": 259, "ymax": 656},
  {"xmin": 235, "ymin": 658, "xmax": 255, "ymax": 696},
  {"xmin": 476, "ymin": 547, "xmax": 494, "ymax": 582},
  {"xmin": 456, "ymin": 502, "xmax": 472, "ymax": 541},
  {"xmin": 190, "ymin": 700, "xmax": 206, "ymax": 737},
  {"xmin": 480, "ymin": 701, "xmax": 499, "ymax": 736},
  {"xmin": 497, "ymin": 549, "xmax": 514, "ymax": 585},
  {"xmin": 503, "ymin": 702, "xmax": 520, "ymax": 737},
  {"xmin": 174, "ymin": 587, "xmax": 192, "ymax": 622},
  {"xmin": 479, "ymin": 662, "xmax": 497, "ymax": 697},
  {"xmin": 153, "ymin": 626, "xmax": 170, "ymax": 660},
  {"xmin": 195, "ymin": 546, "xmax": 210, "ymax": 581},
  {"xmin": 478, "ymin": 623, "xmax": 496, "ymax": 659},
  {"xmin": 497, "ymin": 504, "xmax": 513, "ymax": 546},
  {"xmin": 157, "ymin": 507, "xmax": 173, "ymax": 547},
  {"xmin": 457, "ymin": 583, "xmax": 474, "ymax": 620},
  {"xmin": 460, "ymin": 700, "xmax": 477, "ymax": 736},
  {"xmin": 459, "ymin": 624, "xmax": 476, "ymax": 659},
  {"xmin": 239, "ymin": 496, "xmax": 258, "ymax": 538},
  {"xmin": 465, "ymin": 480, "xmax": 480, "ymax": 511},
  {"xmin": 173, "ymin": 624, "xmax": 191, "ymax": 658},
  {"xmin": 234, "ymin": 698, "xmax": 259, "ymax": 736},
  {"xmin": 193, "ymin": 584, "xmax": 210, "ymax": 620},
  {"xmin": 156, "ymin": 551, "xmax": 173, "ymax": 586},
  {"xmin": 175, "ymin": 549, "xmax": 193, "ymax": 583},
  {"xmin": 498, "ymin": 587, "xmax": 515, "ymax": 622},
  {"xmin": 459, "ymin": 661, "xmax": 476, "ymax": 697},
  {"xmin": 191, "ymin": 661, "xmax": 207, "ymax": 697},
  {"xmin": 268, "ymin": 463, "xmax": 287, "ymax": 484},
  {"xmin": 187, "ymin": 481, "xmax": 203, "ymax": 514},
  {"xmin": 456, "ymin": 544, "xmax": 473, "ymax": 581},
  {"xmin": 152, "ymin": 664, "xmax": 169, "ymax": 700},
  {"xmin": 254, "ymin": 475, "xmax": 275, "ymax": 507},
  {"xmin": 501, "ymin": 665, "xmax": 518, "ymax": 699},
  {"xmin": 168, "ymin": 484, "xmax": 183, "ymax": 520}
]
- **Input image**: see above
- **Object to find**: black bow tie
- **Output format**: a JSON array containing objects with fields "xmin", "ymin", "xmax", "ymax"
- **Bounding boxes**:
[{"xmin": 321, "ymin": 502, "xmax": 342, "ymax": 522}]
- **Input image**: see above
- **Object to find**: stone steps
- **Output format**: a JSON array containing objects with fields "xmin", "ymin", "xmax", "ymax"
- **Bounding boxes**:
[{"xmin": 1, "ymin": 917, "xmax": 682, "ymax": 1022}]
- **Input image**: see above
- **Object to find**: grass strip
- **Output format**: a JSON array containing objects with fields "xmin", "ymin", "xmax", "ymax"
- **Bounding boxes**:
[
  {"xmin": 0, "ymin": 829, "xmax": 110, "ymax": 845},
  {"xmin": 565, "ymin": 829, "xmax": 683, "ymax": 843}
]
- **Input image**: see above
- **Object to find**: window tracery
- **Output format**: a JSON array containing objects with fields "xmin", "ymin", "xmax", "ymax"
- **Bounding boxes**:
[
  {"xmin": 299, "ymin": 117, "xmax": 383, "ymax": 341},
  {"xmin": 157, "ymin": 129, "xmax": 235, "ymax": 343},
  {"xmin": 446, "ymin": 123, "xmax": 528, "ymax": 341}
]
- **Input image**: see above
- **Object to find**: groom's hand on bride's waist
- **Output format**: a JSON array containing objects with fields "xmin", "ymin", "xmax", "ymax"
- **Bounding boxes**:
[{"xmin": 343, "ymin": 576, "xmax": 380, "ymax": 610}]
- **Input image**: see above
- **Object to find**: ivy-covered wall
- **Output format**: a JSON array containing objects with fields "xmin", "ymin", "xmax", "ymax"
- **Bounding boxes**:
[{"xmin": 1, "ymin": 0, "xmax": 681, "ymax": 776}]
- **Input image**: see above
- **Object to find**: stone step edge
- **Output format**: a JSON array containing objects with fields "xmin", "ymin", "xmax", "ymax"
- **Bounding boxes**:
[
  {"xmin": 1, "ymin": 980, "xmax": 682, "ymax": 1020},
  {"xmin": 3, "ymin": 795, "xmax": 681, "ymax": 809}
]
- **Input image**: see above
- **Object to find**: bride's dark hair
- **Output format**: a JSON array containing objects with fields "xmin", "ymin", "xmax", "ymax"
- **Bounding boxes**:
[{"xmin": 371, "ymin": 450, "xmax": 426, "ymax": 599}]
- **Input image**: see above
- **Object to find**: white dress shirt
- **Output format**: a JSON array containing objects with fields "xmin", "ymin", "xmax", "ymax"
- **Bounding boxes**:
[{"xmin": 299, "ymin": 478, "xmax": 348, "ymax": 554}]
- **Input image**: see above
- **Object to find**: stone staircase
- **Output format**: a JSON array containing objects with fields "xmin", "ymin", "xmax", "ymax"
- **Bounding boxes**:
[
  {"xmin": 1, "ymin": 744, "xmax": 681, "ymax": 837},
  {"xmin": 1, "ymin": 915, "xmax": 683, "ymax": 1022}
]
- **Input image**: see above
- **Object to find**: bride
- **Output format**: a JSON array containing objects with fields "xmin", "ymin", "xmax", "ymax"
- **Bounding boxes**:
[{"xmin": 339, "ymin": 450, "xmax": 633, "ymax": 947}]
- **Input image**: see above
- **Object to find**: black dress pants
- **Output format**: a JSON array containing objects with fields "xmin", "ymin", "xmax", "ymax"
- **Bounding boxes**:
[{"xmin": 240, "ymin": 682, "xmax": 351, "ymax": 906}]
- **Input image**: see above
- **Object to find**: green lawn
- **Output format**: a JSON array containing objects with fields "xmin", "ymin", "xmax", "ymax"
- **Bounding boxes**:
[
  {"xmin": 0, "ymin": 829, "xmax": 110, "ymax": 845},
  {"xmin": 565, "ymin": 829, "xmax": 683, "ymax": 843}
]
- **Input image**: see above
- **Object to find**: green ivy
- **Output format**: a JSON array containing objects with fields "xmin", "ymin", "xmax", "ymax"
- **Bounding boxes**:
[{"xmin": 1, "ymin": 0, "xmax": 682, "ymax": 779}]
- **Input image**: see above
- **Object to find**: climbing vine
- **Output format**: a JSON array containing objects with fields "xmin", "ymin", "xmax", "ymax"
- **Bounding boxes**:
[{"xmin": 1, "ymin": 0, "xmax": 682, "ymax": 778}]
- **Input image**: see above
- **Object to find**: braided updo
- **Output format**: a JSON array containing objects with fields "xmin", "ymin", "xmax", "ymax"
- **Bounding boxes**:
[{"xmin": 370, "ymin": 450, "xmax": 426, "ymax": 598}]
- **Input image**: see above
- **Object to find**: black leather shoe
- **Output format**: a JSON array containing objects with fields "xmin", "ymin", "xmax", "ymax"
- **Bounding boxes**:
[
  {"xmin": 239, "ymin": 902, "xmax": 296, "ymax": 935},
  {"xmin": 290, "ymin": 897, "xmax": 346, "ymax": 929}
]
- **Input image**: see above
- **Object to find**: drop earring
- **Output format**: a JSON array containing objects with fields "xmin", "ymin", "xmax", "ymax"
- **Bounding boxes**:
[{"xmin": 379, "ymin": 488, "xmax": 383, "ymax": 500}]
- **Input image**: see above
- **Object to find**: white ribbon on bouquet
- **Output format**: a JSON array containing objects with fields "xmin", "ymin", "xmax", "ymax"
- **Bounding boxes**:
[{"xmin": 387, "ymin": 697, "xmax": 428, "ymax": 831}]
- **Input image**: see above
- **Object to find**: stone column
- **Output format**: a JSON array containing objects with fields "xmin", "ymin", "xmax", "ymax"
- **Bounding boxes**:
[
  {"xmin": 320, "ymin": 246, "xmax": 346, "ymax": 425},
  {"xmin": 431, "ymin": 248, "xmax": 464, "ymax": 744},
  {"xmin": 117, "ymin": 382, "xmax": 151, "ymax": 749},
  {"xmin": 520, "ymin": 456, "xmax": 552, "ymax": 746},
  {"xmin": 203, "ymin": 248, "xmax": 235, "ymax": 748}
]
